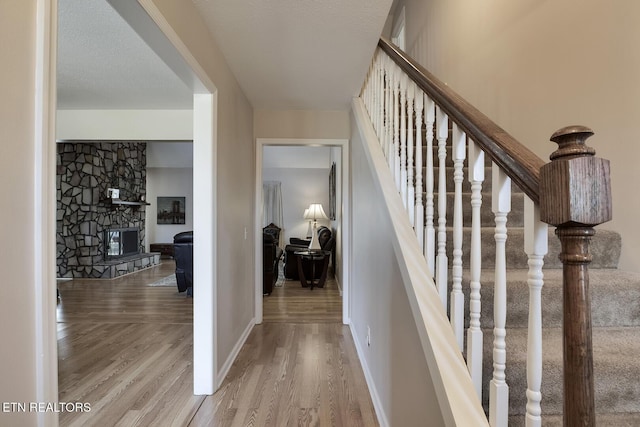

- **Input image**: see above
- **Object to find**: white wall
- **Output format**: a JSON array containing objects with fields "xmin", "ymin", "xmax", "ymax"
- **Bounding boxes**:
[
  {"xmin": 262, "ymin": 167, "xmax": 331, "ymax": 245},
  {"xmin": 350, "ymin": 112, "xmax": 445, "ymax": 426},
  {"xmin": 396, "ymin": 0, "xmax": 640, "ymax": 272},
  {"xmin": 330, "ymin": 147, "xmax": 343, "ymax": 282},
  {"xmin": 145, "ymin": 142, "xmax": 193, "ymax": 248},
  {"xmin": 146, "ymin": 168, "xmax": 193, "ymax": 246},
  {"xmin": 57, "ymin": 109, "xmax": 192, "ymax": 140}
]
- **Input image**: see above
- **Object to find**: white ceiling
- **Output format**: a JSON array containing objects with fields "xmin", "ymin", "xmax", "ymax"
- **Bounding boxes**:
[
  {"xmin": 57, "ymin": 0, "xmax": 193, "ymax": 110},
  {"xmin": 57, "ymin": 0, "xmax": 393, "ymax": 111}
]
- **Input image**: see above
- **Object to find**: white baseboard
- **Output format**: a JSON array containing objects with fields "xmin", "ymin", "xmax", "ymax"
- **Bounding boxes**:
[
  {"xmin": 216, "ymin": 319, "xmax": 255, "ymax": 388},
  {"xmin": 349, "ymin": 323, "xmax": 389, "ymax": 427}
]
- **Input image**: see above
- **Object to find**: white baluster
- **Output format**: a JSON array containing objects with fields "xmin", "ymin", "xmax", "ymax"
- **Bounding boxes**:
[
  {"xmin": 490, "ymin": 163, "xmax": 511, "ymax": 427},
  {"xmin": 524, "ymin": 198, "xmax": 548, "ymax": 427},
  {"xmin": 435, "ymin": 105, "xmax": 448, "ymax": 310},
  {"xmin": 371, "ymin": 55, "xmax": 377, "ymax": 137},
  {"xmin": 365, "ymin": 63, "xmax": 372, "ymax": 118},
  {"xmin": 384, "ymin": 57, "xmax": 393, "ymax": 166},
  {"xmin": 369, "ymin": 56, "xmax": 377, "ymax": 136},
  {"xmin": 424, "ymin": 96, "xmax": 436, "ymax": 275},
  {"xmin": 407, "ymin": 82, "xmax": 415, "ymax": 226},
  {"xmin": 414, "ymin": 90, "xmax": 425, "ymax": 248},
  {"xmin": 377, "ymin": 54, "xmax": 384, "ymax": 143},
  {"xmin": 466, "ymin": 139, "xmax": 485, "ymax": 399},
  {"xmin": 450, "ymin": 122, "xmax": 466, "ymax": 350},
  {"xmin": 392, "ymin": 65, "xmax": 401, "ymax": 190},
  {"xmin": 400, "ymin": 75, "xmax": 408, "ymax": 206}
]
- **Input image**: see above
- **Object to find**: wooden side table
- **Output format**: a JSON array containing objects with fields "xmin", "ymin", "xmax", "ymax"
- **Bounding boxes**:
[
  {"xmin": 294, "ymin": 250, "xmax": 330, "ymax": 290},
  {"xmin": 150, "ymin": 243, "xmax": 174, "ymax": 258}
]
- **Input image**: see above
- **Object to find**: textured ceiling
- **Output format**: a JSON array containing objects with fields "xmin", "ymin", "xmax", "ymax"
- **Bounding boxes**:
[
  {"xmin": 57, "ymin": 0, "xmax": 193, "ymax": 109},
  {"xmin": 57, "ymin": 0, "xmax": 392, "ymax": 111},
  {"xmin": 193, "ymin": 0, "xmax": 392, "ymax": 109}
]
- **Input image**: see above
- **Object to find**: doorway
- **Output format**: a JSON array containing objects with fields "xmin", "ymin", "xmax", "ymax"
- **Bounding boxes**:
[
  {"xmin": 50, "ymin": 0, "xmax": 219, "ymax": 410},
  {"xmin": 254, "ymin": 138, "xmax": 350, "ymax": 325}
]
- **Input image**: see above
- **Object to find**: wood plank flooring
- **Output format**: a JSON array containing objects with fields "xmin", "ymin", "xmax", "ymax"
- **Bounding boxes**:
[
  {"xmin": 262, "ymin": 271, "xmax": 342, "ymax": 323},
  {"xmin": 57, "ymin": 260, "xmax": 378, "ymax": 426}
]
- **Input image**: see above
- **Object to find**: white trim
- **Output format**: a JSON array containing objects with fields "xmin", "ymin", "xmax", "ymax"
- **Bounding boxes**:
[
  {"xmin": 350, "ymin": 323, "xmax": 388, "ymax": 427},
  {"xmin": 192, "ymin": 93, "xmax": 218, "ymax": 395},
  {"xmin": 255, "ymin": 138, "xmax": 350, "ymax": 325},
  {"xmin": 35, "ymin": 1, "xmax": 59, "ymax": 425},
  {"xmin": 216, "ymin": 320, "xmax": 255, "ymax": 387}
]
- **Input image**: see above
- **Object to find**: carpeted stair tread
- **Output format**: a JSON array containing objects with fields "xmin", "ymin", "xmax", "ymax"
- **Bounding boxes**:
[
  {"xmin": 433, "ymin": 191, "xmax": 526, "ymax": 227},
  {"xmin": 427, "ymin": 166, "xmax": 524, "ymax": 193},
  {"xmin": 508, "ymin": 412, "xmax": 640, "ymax": 427},
  {"xmin": 480, "ymin": 327, "xmax": 640, "ymax": 416},
  {"xmin": 462, "ymin": 268, "xmax": 640, "ymax": 329},
  {"xmin": 440, "ymin": 227, "xmax": 621, "ymax": 269}
]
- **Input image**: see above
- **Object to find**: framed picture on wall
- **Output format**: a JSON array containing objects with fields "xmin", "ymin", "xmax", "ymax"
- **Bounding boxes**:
[
  {"xmin": 157, "ymin": 196, "xmax": 186, "ymax": 224},
  {"xmin": 329, "ymin": 162, "xmax": 336, "ymax": 220}
]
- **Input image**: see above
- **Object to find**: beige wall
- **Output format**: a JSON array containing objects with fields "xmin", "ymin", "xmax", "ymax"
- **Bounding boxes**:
[
  {"xmin": 397, "ymin": 0, "xmax": 640, "ymax": 272},
  {"xmin": 0, "ymin": 1, "xmax": 48, "ymax": 426},
  {"xmin": 254, "ymin": 109, "xmax": 350, "ymax": 140},
  {"xmin": 350, "ymin": 113, "xmax": 446, "ymax": 426},
  {"xmin": 148, "ymin": 0, "xmax": 255, "ymax": 375}
]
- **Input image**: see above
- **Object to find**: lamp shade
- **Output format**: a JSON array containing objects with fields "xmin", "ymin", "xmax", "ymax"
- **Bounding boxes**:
[
  {"xmin": 303, "ymin": 208, "xmax": 310, "ymax": 219},
  {"xmin": 306, "ymin": 203, "xmax": 328, "ymax": 221}
]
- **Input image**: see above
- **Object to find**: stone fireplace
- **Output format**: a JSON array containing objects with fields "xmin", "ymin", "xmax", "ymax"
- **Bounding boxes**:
[{"xmin": 56, "ymin": 142, "xmax": 159, "ymax": 278}]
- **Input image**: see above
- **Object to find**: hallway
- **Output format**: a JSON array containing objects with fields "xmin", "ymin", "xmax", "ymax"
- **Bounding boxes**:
[{"xmin": 57, "ymin": 261, "xmax": 377, "ymax": 426}]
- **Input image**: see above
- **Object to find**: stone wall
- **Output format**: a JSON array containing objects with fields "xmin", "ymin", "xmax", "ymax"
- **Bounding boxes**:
[{"xmin": 56, "ymin": 142, "xmax": 147, "ymax": 278}]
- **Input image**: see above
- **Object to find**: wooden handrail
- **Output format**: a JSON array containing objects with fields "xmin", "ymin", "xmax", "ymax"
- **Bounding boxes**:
[{"xmin": 378, "ymin": 38, "xmax": 545, "ymax": 204}]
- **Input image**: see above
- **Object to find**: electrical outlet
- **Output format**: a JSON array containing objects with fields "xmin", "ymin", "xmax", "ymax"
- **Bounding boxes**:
[{"xmin": 367, "ymin": 326, "xmax": 371, "ymax": 347}]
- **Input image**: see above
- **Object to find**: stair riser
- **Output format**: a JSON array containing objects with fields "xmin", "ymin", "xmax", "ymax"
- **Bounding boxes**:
[
  {"xmin": 456, "ymin": 271, "xmax": 640, "ymax": 329},
  {"xmin": 429, "ymin": 228, "xmax": 621, "ymax": 270},
  {"xmin": 421, "ymin": 191, "xmax": 526, "ymax": 227},
  {"xmin": 415, "ymin": 166, "xmax": 525, "ymax": 194},
  {"xmin": 479, "ymin": 328, "xmax": 640, "ymax": 416}
]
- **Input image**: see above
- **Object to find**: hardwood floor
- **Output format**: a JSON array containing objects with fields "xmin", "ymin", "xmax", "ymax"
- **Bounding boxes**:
[
  {"xmin": 262, "ymin": 270, "xmax": 342, "ymax": 323},
  {"xmin": 57, "ymin": 260, "xmax": 378, "ymax": 426}
]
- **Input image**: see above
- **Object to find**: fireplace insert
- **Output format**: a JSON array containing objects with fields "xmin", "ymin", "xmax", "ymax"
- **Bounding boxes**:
[{"xmin": 105, "ymin": 227, "xmax": 139, "ymax": 259}]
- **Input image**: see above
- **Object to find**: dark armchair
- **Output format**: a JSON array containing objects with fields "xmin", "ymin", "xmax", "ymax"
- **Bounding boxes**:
[
  {"xmin": 173, "ymin": 231, "xmax": 193, "ymax": 295},
  {"xmin": 263, "ymin": 224, "xmax": 283, "ymax": 295},
  {"xmin": 284, "ymin": 226, "xmax": 335, "ymax": 280}
]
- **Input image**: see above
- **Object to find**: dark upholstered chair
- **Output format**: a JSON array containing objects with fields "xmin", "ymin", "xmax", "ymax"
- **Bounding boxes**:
[
  {"xmin": 263, "ymin": 222, "xmax": 281, "ymax": 246},
  {"xmin": 284, "ymin": 226, "xmax": 334, "ymax": 280},
  {"xmin": 263, "ymin": 229, "xmax": 283, "ymax": 295},
  {"xmin": 173, "ymin": 231, "xmax": 193, "ymax": 295}
]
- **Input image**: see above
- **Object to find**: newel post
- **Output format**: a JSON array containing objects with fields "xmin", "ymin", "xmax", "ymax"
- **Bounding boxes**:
[{"xmin": 539, "ymin": 126, "xmax": 612, "ymax": 427}]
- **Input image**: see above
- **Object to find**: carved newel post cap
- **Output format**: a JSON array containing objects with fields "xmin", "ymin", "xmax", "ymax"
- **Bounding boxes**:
[
  {"xmin": 539, "ymin": 126, "xmax": 612, "ymax": 227},
  {"xmin": 549, "ymin": 126, "xmax": 596, "ymax": 160}
]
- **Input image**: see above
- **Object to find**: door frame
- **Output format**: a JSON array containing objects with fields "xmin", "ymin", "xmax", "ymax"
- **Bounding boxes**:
[{"xmin": 254, "ymin": 138, "xmax": 351, "ymax": 325}]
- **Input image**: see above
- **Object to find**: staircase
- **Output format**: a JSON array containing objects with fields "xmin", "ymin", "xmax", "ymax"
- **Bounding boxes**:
[
  {"xmin": 359, "ymin": 37, "xmax": 640, "ymax": 426},
  {"xmin": 440, "ymin": 149, "xmax": 640, "ymax": 425}
]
